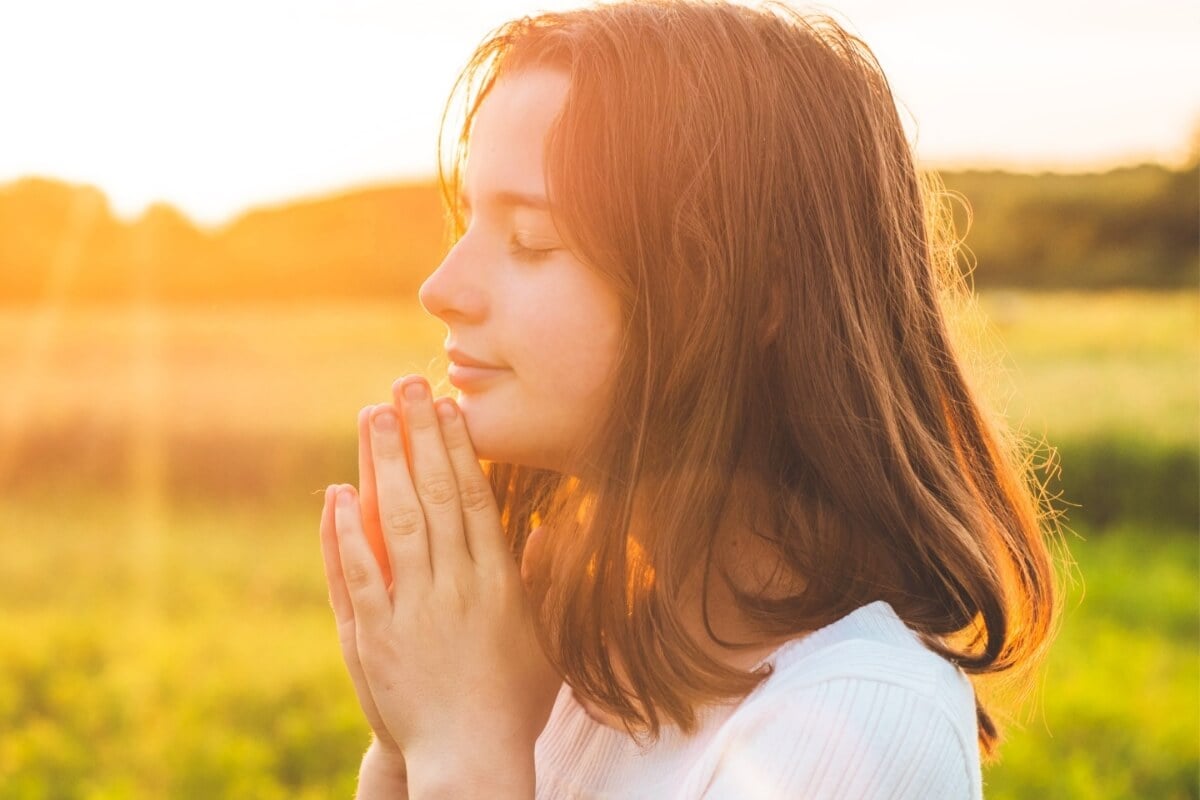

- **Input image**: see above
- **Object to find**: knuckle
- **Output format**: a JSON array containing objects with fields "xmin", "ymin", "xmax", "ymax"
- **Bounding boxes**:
[
  {"xmin": 408, "ymin": 410, "xmax": 439, "ymax": 431},
  {"xmin": 336, "ymin": 619, "xmax": 358, "ymax": 649},
  {"xmin": 385, "ymin": 507, "xmax": 425, "ymax": 537},
  {"xmin": 458, "ymin": 478, "xmax": 494, "ymax": 514},
  {"xmin": 418, "ymin": 475, "xmax": 457, "ymax": 507},
  {"xmin": 343, "ymin": 560, "xmax": 375, "ymax": 590}
]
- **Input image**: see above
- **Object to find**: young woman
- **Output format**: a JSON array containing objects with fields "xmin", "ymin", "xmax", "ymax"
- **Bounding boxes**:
[{"xmin": 318, "ymin": 2, "xmax": 1062, "ymax": 797}]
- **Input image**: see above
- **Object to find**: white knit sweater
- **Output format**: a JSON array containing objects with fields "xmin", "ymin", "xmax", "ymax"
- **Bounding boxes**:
[{"xmin": 533, "ymin": 601, "xmax": 983, "ymax": 799}]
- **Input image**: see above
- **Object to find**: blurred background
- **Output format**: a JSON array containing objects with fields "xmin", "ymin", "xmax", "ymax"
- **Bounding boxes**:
[{"xmin": 0, "ymin": 0, "xmax": 1196, "ymax": 797}]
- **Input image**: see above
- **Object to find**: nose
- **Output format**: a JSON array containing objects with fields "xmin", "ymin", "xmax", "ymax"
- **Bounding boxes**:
[{"xmin": 418, "ymin": 236, "xmax": 488, "ymax": 324}]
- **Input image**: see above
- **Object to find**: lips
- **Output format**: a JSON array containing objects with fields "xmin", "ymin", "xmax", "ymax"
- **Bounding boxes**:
[
  {"xmin": 445, "ymin": 345, "xmax": 510, "ymax": 391},
  {"xmin": 446, "ymin": 346, "xmax": 507, "ymax": 369},
  {"xmin": 447, "ymin": 362, "xmax": 510, "ymax": 391}
]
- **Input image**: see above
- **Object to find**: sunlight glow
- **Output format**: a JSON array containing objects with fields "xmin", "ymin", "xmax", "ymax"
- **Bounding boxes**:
[
  {"xmin": 0, "ymin": 190, "xmax": 103, "ymax": 486},
  {"xmin": 0, "ymin": 0, "xmax": 1195, "ymax": 224},
  {"xmin": 128, "ymin": 226, "xmax": 168, "ymax": 623}
]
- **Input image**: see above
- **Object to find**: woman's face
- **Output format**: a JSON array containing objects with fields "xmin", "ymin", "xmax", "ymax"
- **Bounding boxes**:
[{"xmin": 418, "ymin": 68, "xmax": 623, "ymax": 472}]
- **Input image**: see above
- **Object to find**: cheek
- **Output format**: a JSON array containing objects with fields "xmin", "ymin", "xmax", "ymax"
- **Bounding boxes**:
[
  {"xmin": 522, "ymin": 290, "xmax": 621, "ymax": 399},
  {"xmin": 458, "ymin": 279, "xmax": 621, "ymax": 470}
]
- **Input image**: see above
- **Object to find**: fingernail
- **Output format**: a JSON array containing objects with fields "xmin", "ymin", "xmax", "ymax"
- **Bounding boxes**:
[
  {"xmin": 337, "ymin": 487, "xmax": 354, "ymax": 507},
  {"xmin": 403, "ymin": 379, "xmax": 428, "ymax": 402},
  {"xmin": 372, "ymin": 408, "xmax": 399, "ymax": 431},
  {"xmin": 436, "ymin": 399, "xmax": 457, "ymax": 422}
]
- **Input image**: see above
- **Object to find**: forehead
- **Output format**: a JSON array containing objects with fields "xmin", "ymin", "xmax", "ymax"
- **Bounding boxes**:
[{"xmin": 462, "ymin": 68, "xmax": 571, "ymax": 209}]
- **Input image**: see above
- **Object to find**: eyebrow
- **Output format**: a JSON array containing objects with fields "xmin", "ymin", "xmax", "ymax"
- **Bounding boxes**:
[{"xmin": 461, "ymin": 190, "xmax": 551, "ymax": 214}]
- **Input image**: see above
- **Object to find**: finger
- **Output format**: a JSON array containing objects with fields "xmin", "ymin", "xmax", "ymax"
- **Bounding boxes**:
[
  {"xmin": 333, "ymin": 484, "xmax": 392, "ymax": 626},
  {"xmin": 432, "ymin": 395, "xmax": 508, "ymax": 571},
  {"xmin": 321, "ymin": 485, "xmax": 373, "ymax": 692},
  {"xmin": 392, "ymin": 376, "xmax": 471, "ymax": 581},
  {"xmin": 320, "ymin": 484, "xmax": 354, "ymax": 625},
  {"xmin": 367, "ymin": 402, "xmax": 433, "ymax": 583},
  {"xmin": 357, "ymin": 405, "xmax": 394, "ymax": 588},
  {"xmin": 323, "ymin": 486, "xmax": 395, "ymax": 745}
]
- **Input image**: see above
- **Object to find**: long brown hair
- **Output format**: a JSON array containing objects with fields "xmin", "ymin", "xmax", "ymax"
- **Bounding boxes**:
[{"xmin": 437, "ymin": 0, "xmax": 1064, "ymax": 759}]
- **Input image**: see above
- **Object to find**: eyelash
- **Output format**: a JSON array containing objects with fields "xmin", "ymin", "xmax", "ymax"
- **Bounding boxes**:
[{"xmin": 509, "ymin": 236, "xmax": 557, "ymax": 263}]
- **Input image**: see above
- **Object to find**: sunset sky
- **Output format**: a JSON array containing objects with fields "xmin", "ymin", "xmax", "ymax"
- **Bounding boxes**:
[{"xmin": 2, "ymin": 0, "xmax": 1196, "ymax": 225}]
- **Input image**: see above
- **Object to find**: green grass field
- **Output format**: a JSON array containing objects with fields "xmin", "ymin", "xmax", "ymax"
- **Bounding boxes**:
[
  {"xmin": 966, "ymin": 290, "xmax": 1197, "ymax": 446},
  {"xmin": 1, "ymin": 290, "xmax": 1196, "ymax": 797}
]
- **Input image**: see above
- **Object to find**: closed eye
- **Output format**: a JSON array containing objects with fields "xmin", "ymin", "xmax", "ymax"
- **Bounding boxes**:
[{"xmin": 509, "ymin": 235, "xmax": 559, "ymax": 263}]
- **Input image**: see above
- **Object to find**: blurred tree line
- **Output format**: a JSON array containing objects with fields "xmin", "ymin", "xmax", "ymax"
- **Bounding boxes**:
[
  {"xmin": 940, "ymin": 161, "xmax": 1199, "ymax": 289},
  {"xmin": 0, "ymin": 180, "xmax": 446, "ymax": 304},
  {"xmin": 1, "ymin": 159, "xmax": 1196, "ymax": 304}
]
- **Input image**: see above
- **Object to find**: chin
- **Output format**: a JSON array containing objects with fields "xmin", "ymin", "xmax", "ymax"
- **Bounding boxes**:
[
  {"xmin": 457, "ymin": 395, "xmax": 520, "ymax": 462},
  {"xmin": 458, "ymin": 398, "xmax": 561, "ymax": 472}
]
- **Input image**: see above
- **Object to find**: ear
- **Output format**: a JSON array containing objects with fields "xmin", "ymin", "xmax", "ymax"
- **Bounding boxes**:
[{"xmin": 521, "ymin": 524, "xmax": 550, "ymax": 593}]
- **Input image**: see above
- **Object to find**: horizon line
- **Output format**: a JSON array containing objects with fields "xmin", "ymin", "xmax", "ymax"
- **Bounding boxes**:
[{"xmin": 5, "ymin": 152, "xmax": 1194, "ymax": 229}]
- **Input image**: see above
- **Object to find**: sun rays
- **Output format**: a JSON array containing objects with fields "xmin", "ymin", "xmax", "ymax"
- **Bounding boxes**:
[{"xmin": 0, "ymin": 188, "xmax": 104, "ymax": 489}]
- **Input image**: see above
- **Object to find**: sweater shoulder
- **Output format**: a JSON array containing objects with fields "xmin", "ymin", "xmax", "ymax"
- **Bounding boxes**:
[
  {"xmin": 686, "ymin": 601, "xmax": 983, "ymax": 799},
  {"xmin": 751, "ymin": 600, "xmax": 974, "ymax": 713},
  {"xmin": 534, "ymin": 601, "xmax": 984, "ymax": 799}
]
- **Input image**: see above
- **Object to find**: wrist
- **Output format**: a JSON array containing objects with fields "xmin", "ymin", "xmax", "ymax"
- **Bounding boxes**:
[
  {"xmin": 405, "ymin": 742, "xmax": 534, "ymax": 800},
  {"xmin": 365, "ymin": 736, "xmax": 407, "ymax": 778},
  {"xmin": 356, "ymin": 737, "xmax": 408, "ymax": 800}
]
